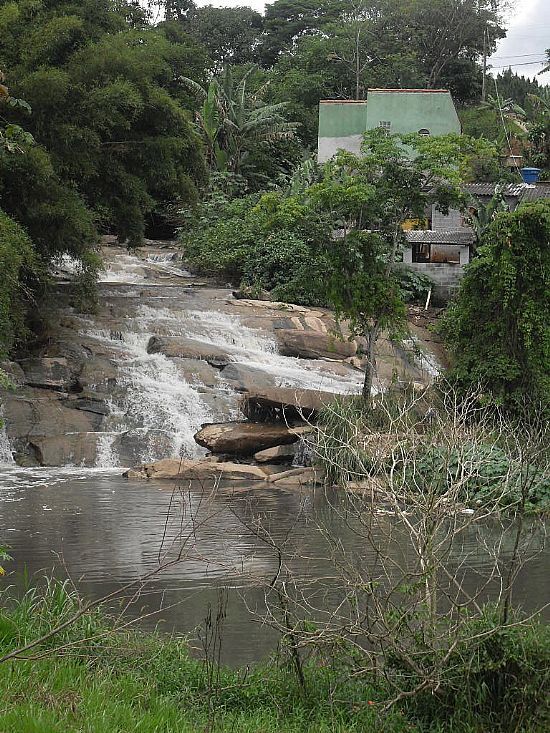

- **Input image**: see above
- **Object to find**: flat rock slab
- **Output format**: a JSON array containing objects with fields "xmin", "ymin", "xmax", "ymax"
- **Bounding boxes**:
[
  {"xmin": 194, "ymin": 421, "xmax": 304, "ymax": 456},
  {"xmin": 230, "ymin": 299, "xmax": 325, "ymax": 319},
  {"xmin": 147, "ymin": 336, "xmax": 230, "ymax": 368},
  {"xmin": 125, "ymin": 458, "xmax": 268, "ymax": 481},
  {"xmin": 276, "ymin": 330, "xmax": 357, "ymax": 360},
  {"xmin": 124, "ymin": 458, "xmax": 320, "ymax": 487}
]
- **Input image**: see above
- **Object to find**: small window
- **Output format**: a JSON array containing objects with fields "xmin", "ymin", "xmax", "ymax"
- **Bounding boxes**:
[
  {"xmin": 418, "ymin": 128, "xmax": 430, "ymax": 136},
  {"xmin": 379, "ymin": 120, "xmax": 391, "ymax": 134},
  {"xmin": 412, "ymin": 243, "xmax": 431, "ymax": 263}
]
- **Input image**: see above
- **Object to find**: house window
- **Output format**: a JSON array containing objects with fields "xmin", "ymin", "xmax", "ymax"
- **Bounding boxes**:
[
  {"xmin": 418, "ymin": 128, "xmax": 430, "ymax": 136},
  {"xmin": 379, "ymin": 120, "xmax": 391, "ymax": 134},
  {"xmin": 412, "ymin": 243, "xmax": 431, "ymax": 263}
]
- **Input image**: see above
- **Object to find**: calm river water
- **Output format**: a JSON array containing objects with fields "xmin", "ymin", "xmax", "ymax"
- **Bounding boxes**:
[{"xmin": 0, "ymin": 467, "xmax": 548, "ymax": 666}]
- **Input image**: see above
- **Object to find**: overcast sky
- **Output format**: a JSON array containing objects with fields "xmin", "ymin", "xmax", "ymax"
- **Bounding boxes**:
[{"xmin": 195, "ymin": 0, "xmax": 549, "ymax": 84}]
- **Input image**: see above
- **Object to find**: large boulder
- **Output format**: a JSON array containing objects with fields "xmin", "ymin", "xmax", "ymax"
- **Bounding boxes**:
[
  {"xmin": 2, "ymin": 391, "xmax": 103, "ymax": 439},
  {"xmin": 254, "ymin": 444, "xmax": 296, "ymax": 464},
  {"xmin": 275, "ymin": 330, "xmax": 357, "ymax": 360},
  {"xmin": 220, "ymin": 363, "xmax": 277, "ymax": 393},
  {"xmin": 194, "ymin": 421, "xmax": 304, "ymax": 456},
  {"xmin": 147, "ymin": 336, "xmax": 230, "ymax": 368},
  {"xmin": 29, "ymin": 433, "xmax": 99, "ymax": 467},
  {"xmin": 242, "ymin": 387, "xmax": 338, "ymax": 421},
  {"xmin": 78, "ymin": 356, "xmax": 118, "ymax": 390},
  {"xmin": 172, "ymin": 357, "xmax": 219, "ymax": 388}
]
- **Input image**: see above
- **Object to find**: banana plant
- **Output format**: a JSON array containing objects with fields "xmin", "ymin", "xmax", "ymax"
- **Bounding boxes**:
[{"xmin": 181, "ymin": 66, "xmax": 297, "ymax": 174}]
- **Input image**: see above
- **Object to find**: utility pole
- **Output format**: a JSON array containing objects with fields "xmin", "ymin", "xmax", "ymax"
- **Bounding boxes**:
[{"xmin": 482, "ymin": 27, "xmax": 488, "ymax": 103}]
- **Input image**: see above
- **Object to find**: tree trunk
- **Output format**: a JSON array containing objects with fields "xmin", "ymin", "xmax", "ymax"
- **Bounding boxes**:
[{"xmin": 362, "ymin": 325, "xmax": 378, "ymax": 400}]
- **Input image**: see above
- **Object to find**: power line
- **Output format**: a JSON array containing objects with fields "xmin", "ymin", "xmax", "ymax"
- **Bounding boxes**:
[
  {"xmin": 491, "ymin": 60, "xmax": 547, "ymax": 69},
  {"xmin": 491, "ymin": 53, "xmax": 549, "ymax": 59}
]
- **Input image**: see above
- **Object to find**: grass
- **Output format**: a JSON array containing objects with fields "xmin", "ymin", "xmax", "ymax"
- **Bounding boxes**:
[{"xmin": 0, "ymin": 579, "xmax": 408, "ymax": 733}]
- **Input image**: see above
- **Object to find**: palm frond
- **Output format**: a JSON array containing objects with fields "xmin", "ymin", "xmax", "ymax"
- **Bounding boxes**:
[{"xmin": 179, "ymin": 76, "xmax": 207, "ymax": 101}]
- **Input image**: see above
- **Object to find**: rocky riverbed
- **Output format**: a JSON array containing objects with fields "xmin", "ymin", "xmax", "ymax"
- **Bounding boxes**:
[{"xmin": 1, "ymin": 240, "xmax": 441, "ymax": 482}]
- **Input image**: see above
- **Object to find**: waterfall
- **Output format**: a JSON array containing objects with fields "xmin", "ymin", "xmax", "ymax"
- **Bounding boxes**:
[
  {"xmin": 82, "ymin": 328, "xmax": 213, "ymax": 467},
  {"xmin": 5, "ymin": 247, "xmax": 367, "ymax": 471},
  {"xmin": 136, "ymin": 305, "xmax": 364, "ymax": 394},
  {"xmin": 0, "ymin": 417, "xmax": 14, "ymax": 466}
]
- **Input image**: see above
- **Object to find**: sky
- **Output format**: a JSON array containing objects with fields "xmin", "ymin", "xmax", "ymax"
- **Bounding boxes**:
[{"xmin": 194, "ymin": 0, "xmax": 549, "ymax": 85}]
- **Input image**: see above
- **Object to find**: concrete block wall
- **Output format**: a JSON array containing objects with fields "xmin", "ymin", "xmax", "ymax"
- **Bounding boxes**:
[
  {"xmin": 432, "ymin": 206, "xmax": 466, "ymax": 230},
  {"xmin": 406, "ymin": 262, "xmax": 465, "ymax": 302}
]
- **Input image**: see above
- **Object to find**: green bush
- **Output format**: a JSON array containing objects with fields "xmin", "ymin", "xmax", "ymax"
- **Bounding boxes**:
[
  {"xmin": 394, "ymin": 265, "xmax": 434, "ymax": 303},
  {"xmin": 0, "ymin": 209, "xmax": 36, "ymax": 356},
  {"xmin": 181, "ymin": 187, "xmax": 331, "ymax": 305},
  {"xmin": 401, "ymin": 609, "xmax": 550, "ymax": 732},
  {"xmin": 410, "ymin": 442, "xmax": 550, "ymax": 511}
]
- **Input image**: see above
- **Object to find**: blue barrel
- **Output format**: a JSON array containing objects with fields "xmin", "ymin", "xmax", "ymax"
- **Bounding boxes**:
[{"xmin": 520, "ymin": 167, "xmax": 541, "ymax": 183}]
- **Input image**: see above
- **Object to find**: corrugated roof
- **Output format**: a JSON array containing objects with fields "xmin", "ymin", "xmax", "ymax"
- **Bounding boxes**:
[
  {"xmin": 521, "ymin": 185, "xmax": 550, "ymax": 202},
  {"xmin": 463, "ymin": 182, "xmax": 550, "ymax": 200},
  {"xmin": 368, "ymin": 88, "xmax": 450, "ymax": 94},
  {"xmin": 405, "ymin": 230, "xmax": 474, "ymax": 244}
]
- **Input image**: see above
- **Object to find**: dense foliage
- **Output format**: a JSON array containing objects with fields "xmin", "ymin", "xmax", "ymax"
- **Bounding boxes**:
[
  {"xmin": 184, "ymin": 130, "xmax": 497, "ymax": 396},
  {"xmin": 0, "ymin": 209, "xmax": 36, "ymax": 356},
  {"xmin": 442, "ymin": 201, "xmax": 550, "ymax": 416},
  {"xmin": 1, "ymin": 0, "xmax": 207, "ymax": 246}
]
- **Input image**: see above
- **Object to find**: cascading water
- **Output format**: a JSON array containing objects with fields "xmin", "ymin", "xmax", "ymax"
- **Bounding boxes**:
[
  {"xmin": 2, "ymin": 245, "xmax": 419, "ymax": 472},
  {"xmin": 75, "ymin": 255, "xmax": 365, "ymax": 468},
  {"xmin": 182, "ymin": 309, "xmax": 364, "ymax": 394},
  {"xmin": 80, "ymin": 327, "xmax": 214, "ymax": 467},
  {"xmin": 0, "ymin": 422, "xmax": 14, "ymax": 466}
]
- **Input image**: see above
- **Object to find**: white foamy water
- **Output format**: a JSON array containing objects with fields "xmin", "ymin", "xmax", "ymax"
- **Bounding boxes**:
[
  {"xmin": 137, "ymin": 306, "xmax": 364, "ymax": 395},
  {"xmin": 118, "ymin": 332, "xmax": 211, "ymax": 461},
  {"xmin": 81, "ymin": 327, "xmax": 213, "ymax": 465},
  {"xmin": 99, "ymin": 254, "xmax": 149, "ymax": 284},
  {"xmin": 0, "ymin": 422, "xmax": 15, "ymax": 466},
  {"xmin": 404, "ymin": 337, "xmax": 441, "ymax": 379}
]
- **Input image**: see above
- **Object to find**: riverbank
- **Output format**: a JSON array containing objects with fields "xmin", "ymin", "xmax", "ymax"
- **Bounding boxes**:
[{"xmin": 0, "ymin": 580, "xmax": 548, "ymax": 732}]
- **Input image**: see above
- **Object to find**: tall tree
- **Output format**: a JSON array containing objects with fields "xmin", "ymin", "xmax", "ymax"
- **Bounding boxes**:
[
  {"xmin": 182, "ymin": 67, "xmax": 297, "ymax": 175},
  {"xmin": 182, "ymin": 5, "xmax": 264, "ymax": 68},
  {"xmin": 2, "ymin": 0, "xmax": 207, "ymax": 245}
]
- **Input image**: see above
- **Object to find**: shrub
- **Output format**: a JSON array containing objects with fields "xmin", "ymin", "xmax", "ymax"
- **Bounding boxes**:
[
  {"xmin": 394, "ymin": 265, "xmax": 434, "ymax": 303},
  {"xmin": 0, "ymin": 209, "xmax": 36, "ymax": 356},
  {"xmin": 410, "ymin": 442, "xmax": 550, "ymax": 511},
  {"xmin": 402, "ymin": 609, "xmax": 550, "ymax": 732},
  {"xmin": 181, "ymin": 187, "xmax": 331, "ymax": 305}
]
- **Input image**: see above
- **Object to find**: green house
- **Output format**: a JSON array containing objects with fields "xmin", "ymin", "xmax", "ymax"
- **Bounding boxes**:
[{"xmin": 317, "ymin": 89, "xmax": 461, "ymax": 162}]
